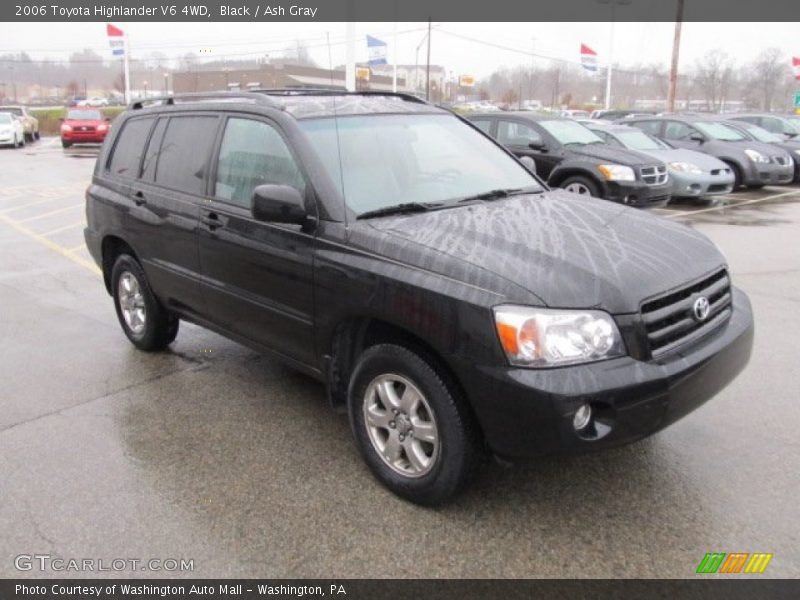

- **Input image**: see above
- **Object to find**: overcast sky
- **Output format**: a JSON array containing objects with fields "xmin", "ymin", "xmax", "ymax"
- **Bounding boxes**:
[{"xmin": 1, "ymin": 22, "xmax": 798, "ymax": 77}]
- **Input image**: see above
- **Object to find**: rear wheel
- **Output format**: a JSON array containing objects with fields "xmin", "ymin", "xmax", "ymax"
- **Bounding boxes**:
[
  {"xmin": 347, "ymin": 343, "xmax": 483, "ymax": 506},
  {"xmin": 560, "ymin": 175, "xmax": 601, "ymax": 198},
  {"xmin": 111, "ymin": 254, "xmax": 179, "ymax": 351},
  {"xmin": 34, "ymin": 130, "xmax": 40, "ymax": 140}
]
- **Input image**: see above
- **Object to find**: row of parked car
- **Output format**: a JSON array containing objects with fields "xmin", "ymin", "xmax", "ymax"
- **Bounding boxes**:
[
  {"xmin": 466, "ymin": 111, "xmax": 800, "ymax": 206},
  {"xmin": 0, "ymin": 105, "xmax": 41, "ymax": 147}
]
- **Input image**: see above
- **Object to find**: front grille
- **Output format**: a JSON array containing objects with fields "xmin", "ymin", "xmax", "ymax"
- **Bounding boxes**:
[
  {"xmin": 710, "ymin": 168, "xmax": 731, "ymax": 176},
  {"xmin": 640, "ymin": 165, "xmax": 668, "ymax": 185},
  {"xmin": 707, "ymin": 183, "xmax": 730, "ymax": 192},
  {"xmin": 641, "ymin": 269, "xmax": 732, "ymax": 357},
  {"xmin": 76, "ymin": 126, "xmax": 96, "ymax": 132}
]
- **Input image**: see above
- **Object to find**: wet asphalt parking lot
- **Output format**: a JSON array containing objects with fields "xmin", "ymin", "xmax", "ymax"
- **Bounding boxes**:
[{"xmin": 1, "ymin": 138, "xmax": 799, "ymax": 579}]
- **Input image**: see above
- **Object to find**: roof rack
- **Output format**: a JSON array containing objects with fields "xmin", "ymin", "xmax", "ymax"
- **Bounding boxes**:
[
  {"xmin": 129, "ymin": 91, "xmax": 279, "ymax": 110},
  {"xmin": 252, "ymin": 89, "xmax": 429, "ymax": 105}
]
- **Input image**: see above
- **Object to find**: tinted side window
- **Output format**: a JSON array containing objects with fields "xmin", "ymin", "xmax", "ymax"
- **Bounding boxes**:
[
  {"xmin": 497, "ymin": 120, "xmax": 542, "ymax": 146},
  {"xmin": 141, "ymin": 118, "xmax": 168, "ymax": 181},
  {"xmin": 214, "ymin": 117, "xmax": 305, "ymax": 208},
  {"xmin": 631, "ymin": 120, "xmax": 661, "ymax": 136},
  {"xmin": 471, "ymin": 119, "xmax": 492, "ymax": 134},
  {"xmin": 663, "ymin": 121, "xmax": 695, "ymax": 140},
  {"xmin": 108, "ymin": 118, "xmax": 155, "ymax": 178},
  {"xmin": 154, "ymin": 116, "xmax": 219, "ymax": 195}
]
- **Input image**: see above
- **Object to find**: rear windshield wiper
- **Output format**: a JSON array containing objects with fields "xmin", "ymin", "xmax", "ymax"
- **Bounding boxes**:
[
  {"xmin": 357, "ymin": 201, "xmax": 444, "ymax": 220},
  {"xmin": 457, "ymin": 187, "xmax": 539, "ymax": 204}
]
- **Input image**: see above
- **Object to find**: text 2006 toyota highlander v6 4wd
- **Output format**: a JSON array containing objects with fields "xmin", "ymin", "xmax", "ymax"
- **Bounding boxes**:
[{"xmin": 84, "ymin": 91, "xmax": 754, "ymax": 505}]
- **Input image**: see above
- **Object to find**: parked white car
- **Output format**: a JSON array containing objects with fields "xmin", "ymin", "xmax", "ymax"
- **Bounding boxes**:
[
  {"xmin": 0, "ymin": 112, "xmax": 25, "ymax": 148},
  {"xmin": 79, "ymin": 97, "xmax": 109, "ymax": 107}
]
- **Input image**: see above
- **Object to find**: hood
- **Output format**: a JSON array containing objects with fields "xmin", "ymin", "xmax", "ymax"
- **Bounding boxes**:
[
  {"xmin": 633, "ymin": 148, "xmax": 728, "ymax": 171},
  {"xmin": 355, "ymin": 191, "xmax": 725, "ymax": 314},
  {"xmin": 567, "ymin": 143, "xmax": 662, "ymax": 167}
]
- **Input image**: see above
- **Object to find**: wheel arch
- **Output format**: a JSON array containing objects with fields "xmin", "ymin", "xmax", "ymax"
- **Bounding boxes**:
[
  {"xmin": 101, "ymin": 235, "xmax": 140, "ymax": 294},
  {"xmin": 548, "ymin": 166, "xmax": 602, "ymax": 189}
]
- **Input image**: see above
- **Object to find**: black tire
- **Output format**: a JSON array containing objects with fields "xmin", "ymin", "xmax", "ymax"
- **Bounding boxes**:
[
  {"xmin": 347, "ymin": 343, "xmax": 483, "ymax": 506},
  {"xmin": 34, "ymin": 131, "xmax": 40, "ymax": 140},
  {"xmin": 111, "ymin": 254, "xmax": 179, "ymax": 351},
  {"xmin": 725, "ymin": 161, "xmax": 743, "ymax": 190},
  {"xmin": 62, "ymin": 140, "xmax": 71, "ymax": 149},
  {"xmin": 24, "ymin": 133, "xmax": 33, "ymax": 143},
  {"xmin": 746, "ymin": 183, "xmax": 765, "ymax": 190},
  {"xmin": 559, "ymin": 175, "xmax": 601, "ymax": 198}
]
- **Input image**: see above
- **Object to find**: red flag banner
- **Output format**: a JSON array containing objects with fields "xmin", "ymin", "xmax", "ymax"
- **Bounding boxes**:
[
  {"xmin": 793, "ymin": 57, "xmax": 800, "ymax": 80},
  {"xmin": 106, "ymin": 23, "xmax": 124, "ymax": 37}
]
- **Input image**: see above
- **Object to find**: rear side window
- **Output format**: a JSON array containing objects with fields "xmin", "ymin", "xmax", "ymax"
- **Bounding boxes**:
[
  {"xmin": 108, "ymin": 118, "xmax": 155, "ymax": 178},
  {"xmin": 141, "ymin": 118, "xmax": 168, "ymax": 181},
  {"xmin": 154, "ymin": 116, "xmax": 219, "ymax": 195},
  {"xmin": 630, "ymin": 120, "xmax": 661, "ymax": 136},
  {"xmin": 214, "ymin": 117, "xmax": 305, "ymax": 208}
]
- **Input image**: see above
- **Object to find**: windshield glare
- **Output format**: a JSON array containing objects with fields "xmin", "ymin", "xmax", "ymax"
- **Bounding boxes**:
[
  {"xmin": 299, "ymin": 114, "xmax": 541, "ymax": 216},
  {"xmin": 0, "ymin": 113, "xmax": 12, "ymax": 124},
  {"xmin": 540, "ymin": 120, "xmax": 603, "ymax": 145},
  {"xmin": 693, "ymin": 121, "xmax": 746, "ymax": 141},
  {"xmin": 615, "ymin": 130, "xmax": 664, "ymax": 150},
  {"xmin": 741, "ymin": 125, "xmax": 781, "ymax": 143},
  {"xmin": 67, "ymin": 110, "xmax": 102, "ymax": 120}
]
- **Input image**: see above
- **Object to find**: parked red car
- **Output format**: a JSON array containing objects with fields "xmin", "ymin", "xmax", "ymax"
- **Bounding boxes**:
[{"xmin": 60, "ymin": 109, "xmax": 110, "ymax": 148}]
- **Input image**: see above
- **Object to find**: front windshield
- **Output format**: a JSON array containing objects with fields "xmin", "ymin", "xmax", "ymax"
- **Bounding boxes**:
[
  {"xmin": 539, "ymin": 120, "xmax": 604, "ymax": 145},
  {"xmin": 615, "ymin": 130, "xmax": 665, "ymax": 150},
  {"xmin": 0, "ymin": 113, "xmax": 12, "ymax": 124},
  {"xmin": 693, "ymin": 121, "xmax": 747, "ymax": 141},
  {"xmin": 299, "ymin": 113, "xmax": 541, "ymax": 216},
  {"xmin": 67, "ymin": 109, "xmax": 102, "ymax": 120},
  {"xmin": 0, "ymin": 107, "xmax": 22, "ymax": 116},
  {"xmin": 739, "ymin": 124, "xmax": 781, "ymax": 143},
  {"xmin": 785, "ymin": 116, "xmax": 800, "ymax": 131}
]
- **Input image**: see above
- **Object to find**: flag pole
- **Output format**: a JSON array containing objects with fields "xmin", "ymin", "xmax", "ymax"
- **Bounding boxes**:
[{"xmin": 123, "ymin": 32, "xmax": 131, "ymax": 103}]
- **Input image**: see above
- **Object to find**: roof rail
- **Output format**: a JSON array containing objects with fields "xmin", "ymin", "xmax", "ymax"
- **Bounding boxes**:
[
  {"xmin": 252, "ymin": 89, "xmax": 429, "ymax": 105},
  {"xmin": 129, "ymin": 91, "xmax": 279, "ymax": 110}
]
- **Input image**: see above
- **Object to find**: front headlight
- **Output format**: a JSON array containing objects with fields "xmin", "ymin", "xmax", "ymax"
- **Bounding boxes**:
[
  {"xmin": 493, "ymin": 305, "xmax": 626, "ymax": 367},
  {"xmin": 668, "ymin": 161, "xmax": 703, "ymax": 174},
  {"xmin": 744, "ymin": 149, "xmax": 770, "ymax": 163},
  {"xmin": 597, "ymin": 164, "xmax": 636, "ymax": 181},
  {"xmin": 794, "ymin": 150, "xmax": 800, "ymax": 157}
]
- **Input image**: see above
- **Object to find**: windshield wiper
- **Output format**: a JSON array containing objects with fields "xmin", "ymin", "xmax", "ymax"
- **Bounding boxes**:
[
  {"xmin": 456, "ymin": 187, "xmax": 539, "ymax": 204},
  {"xmin": 357, "ymin": 201, "xmax": 444, "ymax": 220}
]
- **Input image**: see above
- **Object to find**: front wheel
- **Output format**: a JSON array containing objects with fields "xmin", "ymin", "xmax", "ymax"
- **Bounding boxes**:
[
  {"xmin": 111, "ymin": 254, "xmax": 179, "ymax": 351},
  {"xmin": 61, "ymin": 140, "xmax": 71, "ymax": 149},
  {"xmin": 560, "ymin": 175, "xmax": 601, "ymax": 198},
  {"xmin": 347, "ymin": 344, "xmax": 483, "ymax": 506}
]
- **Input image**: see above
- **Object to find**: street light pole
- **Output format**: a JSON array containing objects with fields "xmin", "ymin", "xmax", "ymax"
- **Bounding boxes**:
[
  {"xmin": 425, "ymin": 19, "xmax": 432, "ymax": 101},
  {"xmin": 667, "ymin": 0, "xmax": 684, "ymax": 113}
]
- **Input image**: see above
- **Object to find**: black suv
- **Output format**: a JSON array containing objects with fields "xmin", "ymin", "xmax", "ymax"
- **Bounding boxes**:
[
  {"xmin": 85, "ymin": 91, "xmax": 754, "ymax": 505},
  {"xmin": 467, "ymin": 112, "xmax": 672, "ymax": 207}
]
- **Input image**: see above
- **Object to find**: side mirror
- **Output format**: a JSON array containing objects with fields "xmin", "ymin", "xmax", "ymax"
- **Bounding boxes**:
[
  {"xmin": 251, "ymin": 184, "xmax": 307, "ymax": 224},
  {"xmin": 58, "ymin": 117, "xmax": 64, "ymax": 122},
  {"xmin": 528, "ymin": 141, "xmax": 548, "ymax": 152},
  {"xmin": 785, "ymin": 132, "xmax": 797, "ymax": 139},
  {"xmin": 105, "ymin": 117, "xmax": 111, "ymax": 122},
  {"xmin": 519, "ymin": 156, "xmax": 537, "ymax": 174},
  {"xmin": 689, "ymin": 134, "xmax": 705, "ymax": 144}
]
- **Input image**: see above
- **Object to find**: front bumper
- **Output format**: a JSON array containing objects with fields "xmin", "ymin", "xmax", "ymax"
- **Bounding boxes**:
[
  {"xmin": 62, "ymin": 131, "xmax": 107, "ymax": 144},
  {"xmin": 670, "ymin": 171, "xmax": 735, "ymax": 198},
  {"xmin": 454, "ymin": 287, "xmax": 754, "ymax": 460},
  {"xmin": 600, "ymin": 179, "xmax": 671, "ymax": 207},
  {"xmin": 742, "ymin": 161, "xmax": 794, "ymax": 186}
]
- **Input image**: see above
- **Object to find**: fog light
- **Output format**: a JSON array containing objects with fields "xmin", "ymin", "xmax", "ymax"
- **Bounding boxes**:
[{"xmin": 573, "ymin": 403, "xmax": 592, "ymax": 431}]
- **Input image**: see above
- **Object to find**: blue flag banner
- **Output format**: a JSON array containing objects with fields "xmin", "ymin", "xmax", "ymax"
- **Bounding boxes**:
[{"xmin": 367, "ymin": 35, "xmax": 387, "ymax": 66}]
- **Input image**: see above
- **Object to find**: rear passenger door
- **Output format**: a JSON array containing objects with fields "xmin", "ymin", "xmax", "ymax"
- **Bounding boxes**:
[
  {"xmin": 198, "ymin": 114, "xmax": 316, "ymax": 367},
  {"xmin": 126, "ymin": 114, "xmax": 220, "ymax": 316}
]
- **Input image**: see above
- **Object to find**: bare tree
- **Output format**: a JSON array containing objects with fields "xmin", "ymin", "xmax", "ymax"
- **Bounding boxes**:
[
  {"xmin": 749, "ymin": 47, "xmax": 789, "ymax": 110},
  {"xmin": 693, "ymin": 49, "xmax": 733, "ymax": 111}
]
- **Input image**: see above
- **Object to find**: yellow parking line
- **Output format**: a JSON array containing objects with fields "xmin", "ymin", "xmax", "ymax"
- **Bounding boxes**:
[
  {"xmin": 40, "ymin": 221, "xmax": 84, "ymax": 236},
  {"xmin": 67, "ymin": 242, "xmax": 87, "ymax": 252},
  {"xmin": 0, "ymin": 213, "xmax": 100, "ymax": 276},
  {"xmin": 17, "ymin": 203, "xmax": 84, "ymax": 223},
  {"xmin": 666, "ymin": 190, "xmax": 800, "ymax": 218}
]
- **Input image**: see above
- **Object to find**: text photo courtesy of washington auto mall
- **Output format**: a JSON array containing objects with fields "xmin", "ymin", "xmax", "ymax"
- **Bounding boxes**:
[{"xmin": 1, "ymin": 0, "xmax": 800, "ymax": 598}]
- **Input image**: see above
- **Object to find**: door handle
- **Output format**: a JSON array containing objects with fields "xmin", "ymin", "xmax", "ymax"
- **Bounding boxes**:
[
  {"xmin": 201, "ymin": 212, "xmax": 223, "ymax": 230},
  {"xmin": 133, "ymin": 190, "xmax": 146, "ymax": 206}
]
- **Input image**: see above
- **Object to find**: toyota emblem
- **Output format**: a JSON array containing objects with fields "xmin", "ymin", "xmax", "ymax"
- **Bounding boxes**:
[{"xmin": 693, "ymin": 296, "xmax": 710, "ymax": 321}]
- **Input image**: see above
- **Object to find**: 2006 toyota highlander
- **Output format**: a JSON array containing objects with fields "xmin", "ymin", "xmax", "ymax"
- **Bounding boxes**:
[{"xmin": 84, "ymin": 91, "xmax": 754, "ymax": 505}]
